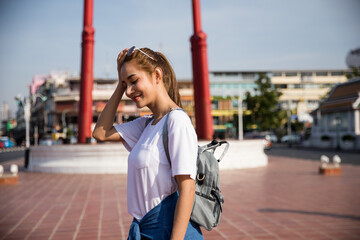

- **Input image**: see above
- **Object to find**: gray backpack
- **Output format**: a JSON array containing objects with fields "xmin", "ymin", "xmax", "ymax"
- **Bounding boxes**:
[{"xmin": 161, "ymin": 109, "xmax": 229, "ymax": 231}]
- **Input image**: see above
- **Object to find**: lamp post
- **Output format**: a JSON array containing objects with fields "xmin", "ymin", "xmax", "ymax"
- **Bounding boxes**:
[
  {"xmin": 238, "ymin": 96, "xmax": 243, "ymax": 140},
  {"xmin": 287, "ymin": 100, "xmax": 292, "ymax": 147},
  {"xmin": 24, "ymin": 98, "xmax": 31, "ymax": 149},
  {"xmin": 15, "ymin": 93, "xmax": 48, "ymax": 167}
]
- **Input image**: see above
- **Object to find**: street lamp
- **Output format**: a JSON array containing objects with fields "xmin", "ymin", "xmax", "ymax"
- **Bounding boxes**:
[
  {"xmin": 15, "ymin": 95, "xmax": 31, "ymax": 167},
  {"xmin": 24, "ymin": 97, "xmax": 31, "ymax": 149},
  {"xmin": 238, "ymin": 96, "xmax": 243, "ymax": 140},
  {"xmin": 15, "ymin": 93, "xmax": 47, "ymax": 167},
  {"xmin": 15, "ymin": 95, "xmax": 31, "ymax": 149}
]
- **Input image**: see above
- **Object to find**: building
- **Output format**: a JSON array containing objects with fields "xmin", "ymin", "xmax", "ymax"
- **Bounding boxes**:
[
  {"xmin": 207, "ymin": 69, "xmax": 351, "ymax": 138},
  {"xmin": 271, "ymin": 70, "xmax": 350, "ymax": 121},
  {"xmin": 14, "ymin": 72, "xmax": 195, "ymax": 144},
  {"xmin": 309, "ymin": 78, "xmax": 360, "ymax": 150},
  {"xmin": 209, "ymin": 71, "xmax": 267, "ymax": 137},
  {"xmin": 0, "ymin": 102, "xmax": 10, "ymax": 136},
  {"xmin": 14, "ymin": 68, "xmax": 352, "ymax": 144}
]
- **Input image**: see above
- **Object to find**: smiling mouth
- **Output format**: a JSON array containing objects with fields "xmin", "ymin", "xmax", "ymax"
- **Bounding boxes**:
[{"xmin": 132, "ymin": 94, "xmax": 142, "ymax": 102}]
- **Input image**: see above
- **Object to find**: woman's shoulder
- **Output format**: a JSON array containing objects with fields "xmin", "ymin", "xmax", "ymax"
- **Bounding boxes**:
[
  {"xmin": 167, "ymin": 109, "xmax": 192, "ymax": 126},
  {"xmin": 169, "ymin": 109, "xmax": 189, "ymax": 118}
]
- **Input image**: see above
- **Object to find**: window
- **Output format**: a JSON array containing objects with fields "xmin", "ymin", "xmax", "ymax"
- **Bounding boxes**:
[
  {"xmin": 275, "ymin": 84, "xmax": 287, "ymax": 89},
  {"xmin": 232, "ymin": 99, "xmax": 239, "ymax": 108},
  {"xmin": 301, "ymin": 72, "xmax": 313, "ymax": 77},
  {"xmin": 285, "ymin": 72, "xmax": 297, "ymax": 77},
  {"xmin": 330, "ymin": 71, "xmax": 343, "ymax": 76},
  {"xmin": 213, "ymin": 116, "xmax": 220, "ymax": 125},
  {"xmin": 273, "ymin": 72, "xmax": 282, "ymax": 77},
  {"xmin": 213, "ymin": 72, "xmax": 223, "ymax": 76},
  {"xmin": 303, "ymin": 84, "xmax": 319, "ymax": 89},
  {"xmin": 211, "ymin": 100, "xmax": 219, "ymax": 110},
  {"xmin": 242, "ymin": 73, "xmax": 255, "ymax": 79},
  {"xmin": 316, "ymin": 72, "xmax": 328, "ymax": 76},
  {"xmin": 320, "ymin": 84, "xmax": 333, "ymax": 88},
  {"xmin": 225, "ymin": 72, "xmax": 238, "ymax": 76}
]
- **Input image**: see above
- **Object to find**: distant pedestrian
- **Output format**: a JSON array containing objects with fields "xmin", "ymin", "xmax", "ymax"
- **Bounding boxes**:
[{"xmin": 92, "ymin": 47, "xmax": 203, "ymax": 240}]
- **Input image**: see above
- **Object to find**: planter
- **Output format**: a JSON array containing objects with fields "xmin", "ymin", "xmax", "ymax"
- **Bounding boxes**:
[
  {"xmin": 342, "ymin": 141, "xmax": 355, "ymax": 150},
  {"xmin": 319, "ymin": 140, "xmax": 332, "ymax": 149},
  {"xmin": 303, "ymin": 140, "xmax": 311, "ymax": 147}
]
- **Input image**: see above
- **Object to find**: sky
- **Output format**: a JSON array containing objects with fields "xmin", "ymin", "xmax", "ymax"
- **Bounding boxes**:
[{"xmin": 0, "ymin": 0, "xmax": 359, "ymax": 114}]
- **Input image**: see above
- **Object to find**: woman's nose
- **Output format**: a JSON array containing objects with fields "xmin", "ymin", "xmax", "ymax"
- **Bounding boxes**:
[{"xmin": 125, "ymin": 85, "xmax": 133, "ymax": 97}]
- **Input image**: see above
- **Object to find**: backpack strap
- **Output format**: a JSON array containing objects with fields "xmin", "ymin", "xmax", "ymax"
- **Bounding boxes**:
[
  {"xmin": 162, "ymin": 108, "xmax": 187, "ymax": 167},
  {"xmin": 145, "ymin": 116, "xmax": 153, "ymax": 127}
]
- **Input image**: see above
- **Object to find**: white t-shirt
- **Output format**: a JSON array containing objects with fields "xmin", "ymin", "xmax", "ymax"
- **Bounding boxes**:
[{"xmin": 114, "ymin": 110, "xmax": 198, "ymax": 221}]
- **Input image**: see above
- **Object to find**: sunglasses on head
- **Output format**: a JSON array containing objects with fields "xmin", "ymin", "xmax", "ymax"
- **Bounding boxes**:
[{"xmin": 127, "ymin": 46, "xmax": 156, "ymax": 61}]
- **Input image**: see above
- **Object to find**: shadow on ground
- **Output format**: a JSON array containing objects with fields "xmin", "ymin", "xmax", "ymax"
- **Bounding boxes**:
[{"xmin": 259, "ymin": 208, "xmax": 360, "ymax": 221}]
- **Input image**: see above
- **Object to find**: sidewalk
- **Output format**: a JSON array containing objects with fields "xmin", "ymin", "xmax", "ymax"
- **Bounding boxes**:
[{"xmin": 1, "ymin": 156, "xmax": 360, "ymax": 240}]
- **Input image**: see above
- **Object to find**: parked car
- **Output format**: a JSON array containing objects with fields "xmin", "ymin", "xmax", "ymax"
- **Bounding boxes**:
[
  {"xmin": 245, "ymin": 132, "xmax": 272, "ymax": 149},
  {"xmin": 281, "ymin": 134, "xmax": 301, "ymax": 144},
  {"xmin": 39, "ymin": 137, "xmax": 53, "ymax": 146},
  {"xmin": 0, "ymin": 136, "xmax": 15, "ymax": 149},
  {"xmin": 266, "ymin": 133, "xmax": 278, "ymax": 143}
]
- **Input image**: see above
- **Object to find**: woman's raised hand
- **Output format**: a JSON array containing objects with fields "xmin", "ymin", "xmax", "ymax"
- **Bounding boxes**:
[{"xmin": 117, "ymin": 48, "xmax": 129, "ymax": 84}]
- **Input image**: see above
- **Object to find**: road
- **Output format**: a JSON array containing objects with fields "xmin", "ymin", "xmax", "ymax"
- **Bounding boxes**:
[
  {"xmin": 266, "ymin": 143, "xmax": 360, "ymax": 165},
  {"xmin": 0, "ymin": 148, "xmax": 25, "ymax": 163}
]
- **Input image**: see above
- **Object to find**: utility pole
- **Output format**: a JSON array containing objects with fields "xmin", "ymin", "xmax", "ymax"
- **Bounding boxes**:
[
  {"xmin": 24, "ymin": 97, "xmax": 30, "ymax": 168},
  {"xmin": 190, "ymin": 0, "xmax": 213, "ymax": 140},
  {"xmin": 287, "ymin": 100, "xmax": 292, "ymax": 147},
  {"xmin": 78, "ymin": 0, "xmax": 95, "ymax": 143},
  {"xmin": 238, "ymin": 96, "xmax": 243, "ymax": 140}
]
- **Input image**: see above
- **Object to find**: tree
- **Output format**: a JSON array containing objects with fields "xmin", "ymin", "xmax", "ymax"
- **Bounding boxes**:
[
  {"xmin": 244, "ymin": 73, "xmax": 286, "ymax": 131},
  {"xmin": 345, "ymin": 66, "xmax": 360, "ymax": 80}
]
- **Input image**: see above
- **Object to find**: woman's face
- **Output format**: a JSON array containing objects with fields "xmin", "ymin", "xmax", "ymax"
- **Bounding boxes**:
[{"xmin": 120, "ymin": 60, "xmax": 156, "ymax": 108}]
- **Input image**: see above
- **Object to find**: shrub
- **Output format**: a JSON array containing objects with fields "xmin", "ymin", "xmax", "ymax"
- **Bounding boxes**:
[
  {"xmin": 342, "ymin": 134, "xmax": 355, "ymax": 141},
  {"xmin": 321, "ymin": 135, "xmax": 331, "ymax": 141}
]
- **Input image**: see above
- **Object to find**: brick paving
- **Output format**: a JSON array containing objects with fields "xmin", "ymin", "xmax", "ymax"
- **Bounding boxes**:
[{"xmin": 1, "ymin": 156, "xmax": 360, "ymax": 240}]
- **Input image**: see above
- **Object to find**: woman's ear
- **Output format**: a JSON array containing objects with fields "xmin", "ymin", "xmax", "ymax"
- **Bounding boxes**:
[{"xmin": 154, "ymin": 67, "xmax": 163, "ymax": 84}]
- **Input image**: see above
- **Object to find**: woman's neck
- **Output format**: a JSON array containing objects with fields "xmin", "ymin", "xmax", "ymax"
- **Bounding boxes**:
[
  {"xmin": 147, "ymin": 83, "xmax": 178, "ymax": 123},
  {"xmin": 148, "ymin": 96, "xmax": 178, "ymax": 124}
]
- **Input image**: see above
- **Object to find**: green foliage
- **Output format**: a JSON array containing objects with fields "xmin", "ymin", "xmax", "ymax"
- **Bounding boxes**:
[
  {"xmin": 321, "ymin": 135, "xmax": 331, "ymax": 141},
  {"xmin": 345, "ymin": 66, "xmax": 360, "ymax": 80},
  {"xmin": 342, "ymin": 134, "xmax": 355, "ymax": 141},
  {"xmin": 244, "ymin": 73, "xmax": 285, "ymax": 131}
]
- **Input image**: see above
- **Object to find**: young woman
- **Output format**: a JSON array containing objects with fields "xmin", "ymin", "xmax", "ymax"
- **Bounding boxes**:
[{"xmin": 92, "ymin": 47, "xmax": 203, "ymax": 240}]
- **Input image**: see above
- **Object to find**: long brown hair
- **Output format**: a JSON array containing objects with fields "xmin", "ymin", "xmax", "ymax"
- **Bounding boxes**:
[{"xmin": 123, "ymin": 48, "xmax": 182, "ymax": 108}]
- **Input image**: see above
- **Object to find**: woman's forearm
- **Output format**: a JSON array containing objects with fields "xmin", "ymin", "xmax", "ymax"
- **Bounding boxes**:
[
  {"xmin": 171, "ymin": 176, "xmax": 195, "ymax": 240},
  {"xmin": 92, "ymin": 84, "xmax": 124, "ymax": 141}
]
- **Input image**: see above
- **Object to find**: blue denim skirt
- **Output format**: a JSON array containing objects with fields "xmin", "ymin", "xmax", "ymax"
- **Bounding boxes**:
[{"xmin": 128, "ymin": 192, "xmax": 203, "ymax": 240}]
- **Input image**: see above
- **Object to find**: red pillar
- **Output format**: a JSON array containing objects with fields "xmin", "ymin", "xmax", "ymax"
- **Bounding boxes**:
[
  {"xmin": 190, "ymin": 0, "xmax": 213, "ymax": 140},
  {"xmin": 78, "ymin": 0, "xmax": 95, "ymax": 143}
]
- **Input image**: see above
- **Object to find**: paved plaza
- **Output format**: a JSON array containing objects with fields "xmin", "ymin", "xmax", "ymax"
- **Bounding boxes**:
[{"xmin": 0, "ymin": 152, "xmax": 360, "ymax": 239}]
